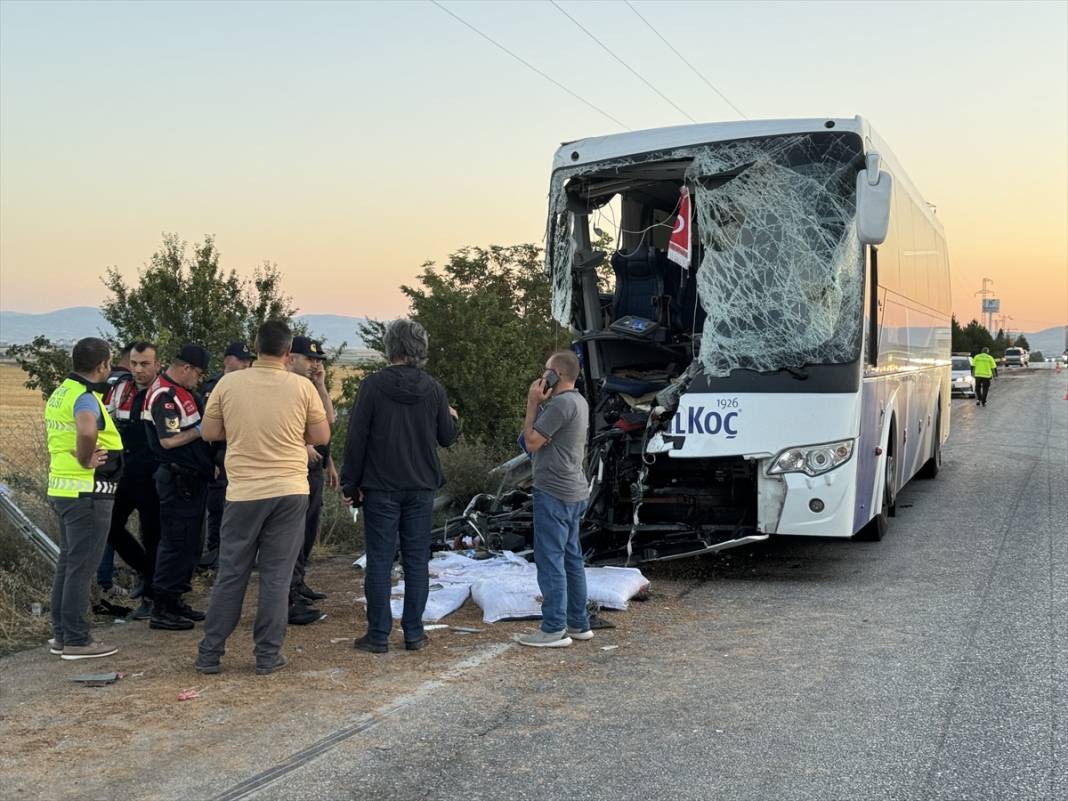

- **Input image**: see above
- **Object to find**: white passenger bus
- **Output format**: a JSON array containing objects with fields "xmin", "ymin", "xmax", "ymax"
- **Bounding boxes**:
[{"xmin": 545, "ymin": 116, "xmax": 951, "ymax": 561}]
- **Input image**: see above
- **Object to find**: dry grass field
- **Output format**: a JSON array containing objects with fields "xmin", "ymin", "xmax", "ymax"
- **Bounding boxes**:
[{"xmin": 0, "ymin": 362, "xmax": 47, "ymax": 475}]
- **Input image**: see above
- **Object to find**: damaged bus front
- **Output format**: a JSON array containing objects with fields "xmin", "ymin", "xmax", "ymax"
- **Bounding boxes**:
[{"xmin": 544, "ymin": 117, "xmax": 950, "ymax": 563}]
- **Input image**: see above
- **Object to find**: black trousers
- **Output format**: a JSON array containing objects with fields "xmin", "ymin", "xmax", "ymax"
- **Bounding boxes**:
[
  {"xmin": 106, "ymin": 473, "xmax": 162, "ymax": 598},
  {"xmin": 290, "ymin": 466, "xmax": 325, "ymax": 598},
  {"xmin": 976, "ymin": 377, "xmax": 991, "ymax": 404},
  {"xmin": 154, "ymin": 467, "xmax": 208, "ymax": 601}
]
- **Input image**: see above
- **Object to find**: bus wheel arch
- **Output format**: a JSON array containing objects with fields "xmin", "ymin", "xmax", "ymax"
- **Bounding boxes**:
[
  {"xmin": 856, "ymin": 416, "xmax": 896, "ymax": 541},
  {"xmin": 917, "ymin": 396, "xmax": 942, "ymax": 479}
]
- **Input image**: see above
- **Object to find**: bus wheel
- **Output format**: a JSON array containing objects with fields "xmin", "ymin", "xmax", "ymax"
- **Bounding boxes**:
[
  {"xmin": 918, "ymin": 403, "xmax": 942, "ymax": 479},
  {"xmin": 856, "ymin": 432, "xmax": 895, "ymax": 541}
]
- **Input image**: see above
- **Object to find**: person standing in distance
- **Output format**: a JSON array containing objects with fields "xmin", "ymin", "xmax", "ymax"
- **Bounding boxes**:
[
  {"xmin": 143, "ymin": 344, "xmax": 215, "ymax": 630},
  {"xmin": 340, "ymin": 319, "xmax": 458, "ymax": 654},
  {"xmin": 196, "ymin": 321, "xmax": 330, "ymax": 675},
  {"xmin": 517, "ymin": 350, "xmax": 591, "ymax": 648},
  {"xmin": 286, "ymin": 336, "xmax": 337, "ymax": 625},
  {"xmin": 199, "ymin": 341, "xmax": 255, "ymax": 570},
  {"xmin": 972, "ymin": 346, "xmax": 998, "ymax": 407},
  {"xmin": 45, "ymin": 337, "xmax": 124, "ymax": 660}
]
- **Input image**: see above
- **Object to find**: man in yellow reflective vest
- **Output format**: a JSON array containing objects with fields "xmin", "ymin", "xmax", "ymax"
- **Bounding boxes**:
[
  {"xmin": 972, "ymin": 346, "xmax": 998, "ymax": 407},
  {"xmin": 45, "ymin": 337, "xmax": 124, "ymax": 660}
]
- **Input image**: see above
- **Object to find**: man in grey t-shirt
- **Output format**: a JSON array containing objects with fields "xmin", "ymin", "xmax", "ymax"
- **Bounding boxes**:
[{"xmin": 518, "ymin": 350, "xmax": 591, "ymax": 648}]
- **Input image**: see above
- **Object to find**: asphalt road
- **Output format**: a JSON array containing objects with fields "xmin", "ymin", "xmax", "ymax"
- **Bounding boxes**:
[{"xmin": 236, "ymin": 369, "xmax": 1066, "ymax": 801}]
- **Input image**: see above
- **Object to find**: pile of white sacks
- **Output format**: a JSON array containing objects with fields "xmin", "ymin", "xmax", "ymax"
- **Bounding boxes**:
[{"xmin": 374, "ymin": 551, "xmax": 650, "ymax": 624}]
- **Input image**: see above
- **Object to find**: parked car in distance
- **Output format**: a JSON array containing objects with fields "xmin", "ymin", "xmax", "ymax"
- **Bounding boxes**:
[
  {"xmin": 1003, "ymin": 347, "xmax": 1028, "ymax": 367},
  {"xmin": 951, "ymin": 356, "xmax": 976, "ymax": 397}
]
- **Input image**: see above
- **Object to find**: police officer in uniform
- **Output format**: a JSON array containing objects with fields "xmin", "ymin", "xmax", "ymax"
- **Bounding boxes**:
[
  {"xmin": 143, "ymin": 344, "xmax": 215, "ymax": 630},
  {"xmin": 286, "ymin": 336, "xmax": 337, "ymax": 625},
  {"xmin": 199, "ymin": 341, "xmax": 255, "ymax": 570},
  {"xmin": 103, "ymin": 341, "xmax": 162, "ymax": 620},
  {"xmin": 45, "ymin": 337, "xmax": 124, "ymax": 660}
]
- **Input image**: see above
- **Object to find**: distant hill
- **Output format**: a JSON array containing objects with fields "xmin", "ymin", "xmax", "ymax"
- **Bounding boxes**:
[
  {"xmin": 0, "ymin": 307, "xmax": 113, "ymax": 344},
  {"xmin": 1020, "ymin": 325, "xmax": 1067, "ymax": 357},
  {"xmin": 0, "ymin": 307, "xmax": 368, "ymax": 349}
]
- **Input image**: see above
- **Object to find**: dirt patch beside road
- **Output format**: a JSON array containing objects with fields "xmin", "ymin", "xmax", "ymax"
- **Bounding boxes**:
[{"xmin": 0, "ymin": 553, "xmax": 682, "ymax": 801}]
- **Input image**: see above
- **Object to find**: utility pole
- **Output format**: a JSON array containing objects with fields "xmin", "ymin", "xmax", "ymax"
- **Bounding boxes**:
[{"xmin": 974, "ymin": 278, "xmax": 996, "ymax": 332}]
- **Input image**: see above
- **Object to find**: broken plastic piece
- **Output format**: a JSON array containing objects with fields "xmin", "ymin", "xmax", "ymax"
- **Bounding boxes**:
[
  {"xmin": 177, "ymin": 688, "xmax": 201, "ymax": 701},
  {"xmin": 600, "ymin": 645, "xmax": 619, "ymax": 652},
  {"xmin": 70, "ymin": 671, "xmax": 124, "ymax": 686},
  {"xmin": 449, "ymin": 626, "xmax": 483, "ymax": 634}
]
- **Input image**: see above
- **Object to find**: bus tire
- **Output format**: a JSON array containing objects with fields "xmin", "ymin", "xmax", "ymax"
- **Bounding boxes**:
[
  {"xmin": 856, "ymin": 423, "xmax": 895, "ymax": 541},
  {"xmin": 918, "ymin": 402, "xmax": 942, "ymax": 480}
]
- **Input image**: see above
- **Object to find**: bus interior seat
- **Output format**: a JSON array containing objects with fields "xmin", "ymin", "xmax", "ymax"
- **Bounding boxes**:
[{"xmin": 611, "ymin": 246, "xmax": 665, "ymax": 322}]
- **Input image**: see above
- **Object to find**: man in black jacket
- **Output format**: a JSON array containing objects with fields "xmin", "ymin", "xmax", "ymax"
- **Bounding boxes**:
[{"xmin": 341, "ymin": 319, "xmax": 458, "ymax": 653}]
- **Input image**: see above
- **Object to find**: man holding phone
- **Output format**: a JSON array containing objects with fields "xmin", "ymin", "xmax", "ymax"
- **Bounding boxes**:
[{"xmin": 517, "ymin": 350, "xmax": 591, "ymax": 648}]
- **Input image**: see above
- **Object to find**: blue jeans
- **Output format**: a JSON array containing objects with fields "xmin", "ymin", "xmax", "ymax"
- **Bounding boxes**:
[
  {"xmin": 533, "ymin": 488, "xmax": 589, "ymax": 634},
  {"xmin": 362, "ymin": 489, "xmax": 435, "ymax": 644}
]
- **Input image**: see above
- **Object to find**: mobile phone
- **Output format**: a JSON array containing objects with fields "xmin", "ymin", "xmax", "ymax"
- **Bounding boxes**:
[{"xmin": 543, "ymin": 369, "xmax": 560, "ymax": 390}]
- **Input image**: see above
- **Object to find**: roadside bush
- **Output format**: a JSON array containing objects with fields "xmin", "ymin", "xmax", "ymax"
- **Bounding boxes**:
[
  {"xmin": 439, "ymin": 437, "xmax": 513, "ymax": 509},
  {"xmin": 0, "ymin": 519, "xmax": 54, "ymax": 656}
]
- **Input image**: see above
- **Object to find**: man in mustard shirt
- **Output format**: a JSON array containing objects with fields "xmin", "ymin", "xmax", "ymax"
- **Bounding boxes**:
[
  {"xmin": 45, "ymin": 338, "xmax": 124, "ymax": 660},
  {"xmin": 195, "ymin": 321, "xmax": 330, "ymax": 675},
  {"xmin": 972, "ymin": 347, "xmax": 998, "ymax": 407}
]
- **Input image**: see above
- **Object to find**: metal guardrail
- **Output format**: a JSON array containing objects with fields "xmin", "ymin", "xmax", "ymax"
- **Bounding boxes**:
[{"xmin": 0, "ymin": 481, "xmax": 59, "ymax": 565}]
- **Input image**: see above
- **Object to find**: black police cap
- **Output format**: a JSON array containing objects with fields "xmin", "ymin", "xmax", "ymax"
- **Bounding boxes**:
[
  {"xmin": 224, "ymin": 341, "xmax": 255, "ymax": 361},
  {"xmin": 291, "ymin": 335, "xmax": 327, "ymax": 360},
  {"xmin": 176, "ymin": 344, "xmax": 210, "ymax": 371}
]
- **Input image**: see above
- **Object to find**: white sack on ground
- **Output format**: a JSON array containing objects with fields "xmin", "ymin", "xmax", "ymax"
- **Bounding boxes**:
[
  {"xmin": 584, "ymin": 566, "xmax": 650, "ymax": 610},
  {"xmin": 470, "ymin": 563, "xmax": 651, "ymax": 623},
  {"xmin": 387, "ymin": 581, "xmax": 471, "ymax": 622}
]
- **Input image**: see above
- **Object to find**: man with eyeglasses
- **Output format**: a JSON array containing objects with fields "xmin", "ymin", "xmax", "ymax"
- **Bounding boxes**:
[{"xmin": 143, "ymin": 344, "xmax": 215, "ymax": 631}]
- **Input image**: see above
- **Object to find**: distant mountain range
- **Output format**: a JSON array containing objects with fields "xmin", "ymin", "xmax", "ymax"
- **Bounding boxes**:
[
  {"xmin": 1, "ymin": 306, "xmax": 1064, "ymax": 357},
  {"xmin": 0, "ymin": 307, "xmax": 368, "ymax": 348}
]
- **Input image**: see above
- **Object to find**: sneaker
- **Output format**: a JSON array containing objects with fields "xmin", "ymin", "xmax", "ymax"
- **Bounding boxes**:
[
  {"xmin": 255, "ymin": 654, "xmax": 288, "ymax": 675},
  {"xmin": 296, "ymin": 582, "xmax": 328, "ymax": 601},
  {"xmin": 353, "ymin": 635, "xmax": 388, "ymax": 654},
  {"xmin": 105, "ymin": 585, "xmax": 129, "ymax": 599},
  {"xmin": 976, "ymin": 401, "xmax": 981, "ymax": 406},
  {"xmin": 517, "ymin": 629, "xmax": 572, "ymax": 648},
  {"xmin": 150, "ymin": 606, "xmax": 194, "ymax": 631},
  {"xmin": 567, "ymin": 626, "xmax": 594, "ymax": 641},
  {"xmin": 131, "ymin": 599, "xmax": 153, "ymax": 621},
  {"xmin": 405, "ymin": 635, "xmax": 430, "ymax": 651},
  {"xmin": 48, "ymin": 638, "xmax": 63, "ymax": 655},
  {"xmin": 288, "ymin": 600, "xmax": 326, "ymax": 626},
  {"xmin": 61, "ymin": 641, "xmax": 119, "ymax": 660},
  {"xmin": 175, "ymin": 601, "xmax": 206, "ymax": 622}
]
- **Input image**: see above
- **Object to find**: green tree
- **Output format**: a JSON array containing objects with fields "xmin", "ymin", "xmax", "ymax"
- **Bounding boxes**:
[
  {"xmin": 962, "ymin": 319, "xmax": 995, "ymax": 356},
  {"xmin": 992, "ymin": 328, "xmax": 1008, "ymax": 358},
  {"xmin": 100, "ymin": 233, "xmax": 300, "ymax": 370},
  {"xmin": 951, "ymin": 315, "xmax": 966, "ymax": 353},
  {"xmin": 1014, "ymin": 334, "xmax": 1031, "ymax": 350},
  {"xmin": 359, "ymin": 245, "xmax": 567, "ymax": 454},
  {"xmin": 5, "ymin": 336, "xmax": 72, "ymax": 399}
]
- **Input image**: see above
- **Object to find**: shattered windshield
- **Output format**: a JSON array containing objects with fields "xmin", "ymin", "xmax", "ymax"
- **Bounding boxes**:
[{"xmin": 547, "ymin": 132, "xmax": 865, "ymax": 377}]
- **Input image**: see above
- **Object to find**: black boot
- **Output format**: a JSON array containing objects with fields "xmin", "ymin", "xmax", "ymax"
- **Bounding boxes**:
[
  {"xmin": 175, "ymin": 597, "xmax": 206, "ymax": 622},
  {"xmin": 149, "ymin": 596, "xmax": 194, "ymax": 631}
]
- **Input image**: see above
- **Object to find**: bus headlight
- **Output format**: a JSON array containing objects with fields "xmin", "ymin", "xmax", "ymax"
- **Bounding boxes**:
[{"xmin": 768, "ymin": 440, "xmax": 854, "ymax": 477}]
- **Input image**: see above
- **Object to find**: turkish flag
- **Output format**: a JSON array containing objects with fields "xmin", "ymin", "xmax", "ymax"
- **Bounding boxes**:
[{"xmin": 667, "ymin": 187, "xmax": 691, "ymax": 269}]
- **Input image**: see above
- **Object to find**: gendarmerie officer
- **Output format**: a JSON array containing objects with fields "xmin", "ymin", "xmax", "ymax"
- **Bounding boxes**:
[
  {"xmin": 286, "ymin": 336, "xmax": 337, "ymax": 625},
  {"xmin": 199, "ymin": 341, "xmax": 255, "ymax": 570},
  {"xmin": 103, "ymin": 341, "xmax": 162, "ymax": 620},
  {"xmin": 143, "ymin": 344, "xmax": 215, "ymax": 631}
]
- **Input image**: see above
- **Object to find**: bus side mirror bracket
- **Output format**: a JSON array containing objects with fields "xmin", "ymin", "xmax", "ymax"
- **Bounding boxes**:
[{"xmin": 856, "ymin": 152, "xmax": 892, "ymax": 245}]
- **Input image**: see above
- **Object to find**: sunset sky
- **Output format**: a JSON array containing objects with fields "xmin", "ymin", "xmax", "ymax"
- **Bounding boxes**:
[{"xmin": 1, "ymin": 0, "xmax": 1065, "ymax": 334}]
